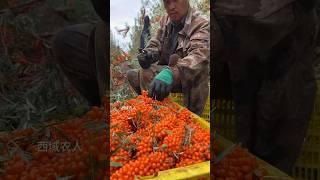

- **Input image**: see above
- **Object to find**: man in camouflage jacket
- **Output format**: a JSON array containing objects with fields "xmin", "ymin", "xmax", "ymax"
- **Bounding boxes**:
[{"xmin": 127, "ymin": 0, "xmax": 210, "ymax": 115}]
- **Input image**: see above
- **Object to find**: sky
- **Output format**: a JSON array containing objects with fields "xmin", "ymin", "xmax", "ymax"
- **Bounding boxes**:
[{"xmin": 110, "ymin": 0, "xmax": 142, "ymax": 51}]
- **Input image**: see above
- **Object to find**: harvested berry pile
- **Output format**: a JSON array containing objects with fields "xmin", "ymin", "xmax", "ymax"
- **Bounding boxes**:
[
  {"xmin": 110, "ymin": 91, "xmax": 210, "ymax": 180},
  {"xmin": 0, "ymin": 107, "xmax": 108, "ymax": 180},
  {"xmin": 212, "ymin": 141, "xmax": 267, "ymax": 180},
  {"xmin": 0, "ymin": 92, "xmax": 210, "ymax": 179}
]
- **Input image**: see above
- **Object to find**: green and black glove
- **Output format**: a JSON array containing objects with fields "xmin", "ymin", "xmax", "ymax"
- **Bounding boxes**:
[{"xmin": 149, "ymin": 67, "xmax": 173, "ymax": 101}]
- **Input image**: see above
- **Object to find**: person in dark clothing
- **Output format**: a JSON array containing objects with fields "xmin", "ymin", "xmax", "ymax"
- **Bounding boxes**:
[
  {"xmin": 213, "ymin": 0, "xmax": 319, "ymax": 173},
  {"xmin": 52, "ymin": 0, "xmax": 107, "ymax": 107},
  {"xmin": 140, "ymin": 15, "xmax": 151, "ymax": 49}
]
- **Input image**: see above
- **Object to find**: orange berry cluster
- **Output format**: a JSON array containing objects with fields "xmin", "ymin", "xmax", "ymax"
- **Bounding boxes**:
[
  {"xmin": 110, "ymin": 91, "xmax": 210, "ymax": 179},
  {"xmin": 212, "ymin": 144, "xmax": 267, "ymax": 180},
  {"xmin": 0, "ymin": 107, "xmax": 108, "ymax": 180},
  {"xmin": 110, "ymin": 149, "xmax": 131, "ymax": 175},
  {"xmin": 111, "ymin": 152, "xmax": 174, "ymax": 180},
  {"xmin": 136, "ymin": 136, "xmax": 153, "ymax": 158}
]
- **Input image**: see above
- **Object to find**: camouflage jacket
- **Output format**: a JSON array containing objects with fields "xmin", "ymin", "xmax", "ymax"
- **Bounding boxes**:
[{"xmin": 144, "ymin": 7, "xmax": 210, "ymax": 114}]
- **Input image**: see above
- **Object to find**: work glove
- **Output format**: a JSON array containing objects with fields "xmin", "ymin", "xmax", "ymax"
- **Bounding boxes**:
[
  {"xmin": 148, "ymin": 67, "xmax": 173, "ymax": 101},
  {"xmin": 137, "ymin": 49, "xmax": 158, "ymax": 69}
]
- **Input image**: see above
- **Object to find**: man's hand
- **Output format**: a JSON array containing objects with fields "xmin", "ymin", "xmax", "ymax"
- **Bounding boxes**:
[
  {"xmin": 137, "ymin": 50, "xmax": 158, "ymax": 69},
  {"xmin": 149, "ymin": 67, "xmax": 173, "ymax": 101}
]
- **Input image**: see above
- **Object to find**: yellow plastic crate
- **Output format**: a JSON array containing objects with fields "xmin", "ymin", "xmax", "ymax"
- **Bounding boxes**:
[
  {"xmin": 212, "ymin": 99, "xmax": 236, "ymax": 142},
  {"xmin": 292, "ymin": 82, "xmax": 320, "ymax": 180},
  {"xmin": 141, "ymin": 104, "xmax": 210, "ymax": 180},
  {"xmin": 140, "ymin": 162, "xmax": 210, "ymax": 180},
  {"xmin": 169, "ymin": 91, "xmax": 210, "ymax": 122}
]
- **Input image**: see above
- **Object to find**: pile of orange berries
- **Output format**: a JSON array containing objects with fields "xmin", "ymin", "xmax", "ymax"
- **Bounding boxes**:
[
  {"xmin": 111, "ymin": 152, "xmax": 174, "ymax": 180},
  {"xmin": 0, "ymin": 92, "xmax": 210, "ymax": 179},
  {"xmin": 110, "ymin": 91, "xmax": 210, "ymax": 179},
  {"xmin": 0, "ymin": 107, "xmax": 108, "ymax": 180},
  {"xmin": 212, "ymin": 142, "xmax": 267, "ymax": 180}
]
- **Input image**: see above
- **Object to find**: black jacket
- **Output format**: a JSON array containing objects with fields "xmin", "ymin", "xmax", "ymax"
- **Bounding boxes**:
[{"xmin": 91, "ymin": 0, "xmax": 107, "ymax": 22}]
